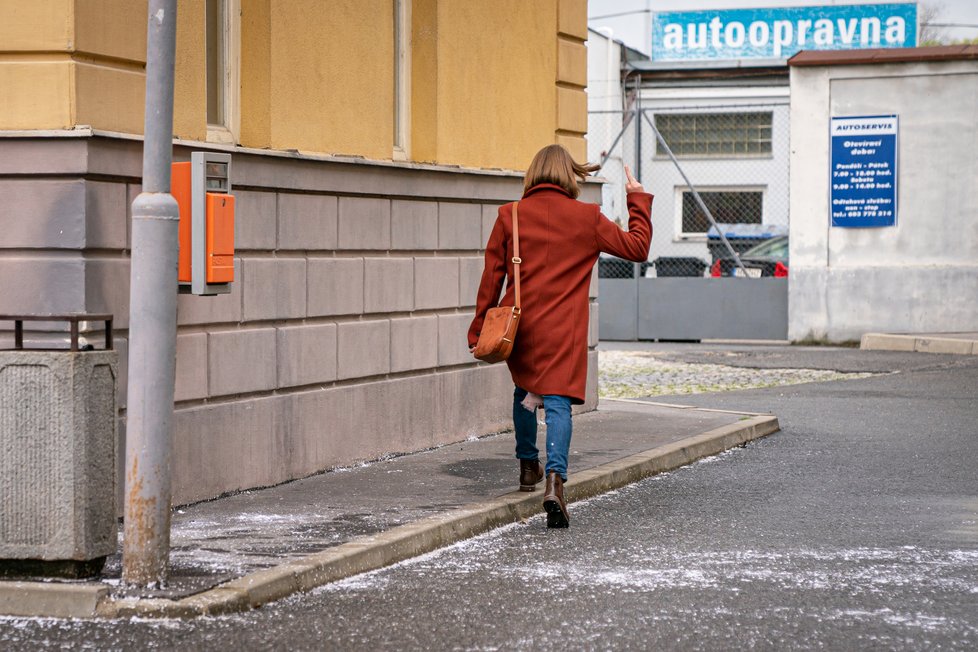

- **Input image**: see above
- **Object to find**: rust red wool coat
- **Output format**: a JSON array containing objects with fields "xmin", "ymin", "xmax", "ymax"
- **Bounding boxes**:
[{"xmin": 468, "ymin": 183, "xmax": 653, "ymax": 404}]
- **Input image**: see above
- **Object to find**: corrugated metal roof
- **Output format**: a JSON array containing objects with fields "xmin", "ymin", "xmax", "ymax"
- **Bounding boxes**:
[{"xmin": 788, "ymin": 45, "xmax": 978, "ymax": 67}]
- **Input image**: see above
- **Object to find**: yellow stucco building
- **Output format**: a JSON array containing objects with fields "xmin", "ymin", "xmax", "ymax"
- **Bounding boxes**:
[
  {"xmin": 0, "ymin": 0, "xmax": 599, "ymax": 505},
  {"xmin": 0, "ymin": 0, "xmax": 588, "ymax": 167}
]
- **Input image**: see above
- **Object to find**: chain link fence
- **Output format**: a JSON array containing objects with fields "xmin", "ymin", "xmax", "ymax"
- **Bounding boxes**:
[{"xmin": 589, "ymin": 102, "xmax": 790, "ymax": 279}]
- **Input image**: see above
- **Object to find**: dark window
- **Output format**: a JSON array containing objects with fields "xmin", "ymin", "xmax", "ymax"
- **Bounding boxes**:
[
  {"xmin": 681, "ymin": 191, "xmax": 763, "ymax": 234},
  {"xmin": 206, "ymin": 0, "xmax": 226, "ymax": 126},
  {"xmin": 655, "ymin": 112, "xmax": 773, "ymax": 158}
]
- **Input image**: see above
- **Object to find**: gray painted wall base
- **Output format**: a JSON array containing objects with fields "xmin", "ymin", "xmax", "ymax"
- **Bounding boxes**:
[
  {"xmin": 789, "ymin": 265, "xmax": 978, "ymax": 342},
  {"xmin": 0, "ymin": 351, "xmax": 117, "ymax": 563},
  {"xmin": 600, "ymin": 278, "xmax": 788, "ymax": 341}
]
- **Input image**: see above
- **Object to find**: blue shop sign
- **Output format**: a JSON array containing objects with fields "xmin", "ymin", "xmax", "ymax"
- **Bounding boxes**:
[
  {"xmin": 652, "ymin": 3, "xmax": 917, "ymax": 61},
  {"xmin": 830, "ymin": 115, "xmax": 898, "ymax": 228}
]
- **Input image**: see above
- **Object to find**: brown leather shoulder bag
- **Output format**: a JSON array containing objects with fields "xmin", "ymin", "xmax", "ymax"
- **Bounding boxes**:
[{"xmin": 473, "ymin": 202, "xmax": 522, "ymax": 364}]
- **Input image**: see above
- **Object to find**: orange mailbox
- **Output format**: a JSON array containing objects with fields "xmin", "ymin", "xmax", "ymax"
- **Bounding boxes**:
[
  {"xmin": 173, "ymin": 161, "xmax": 193, "ymax": 284},
  {"xmin": 172, "ymin": 152, "xmax": 234, "ymax": 295}
]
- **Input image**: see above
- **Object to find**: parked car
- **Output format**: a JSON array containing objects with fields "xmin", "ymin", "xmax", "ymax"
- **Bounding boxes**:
[{"xmin": 710, "ymin": 235, "xmax": 789, "ymax": 277}]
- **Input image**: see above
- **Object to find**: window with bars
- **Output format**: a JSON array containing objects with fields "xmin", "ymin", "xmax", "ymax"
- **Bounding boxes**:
[
  {"xmin": 681, "ymin": 190, "xmax": 763, "ymax": 234},
  {"xmin": 655, "ymin": 112, "xmax": 773, "ymax": 158}
]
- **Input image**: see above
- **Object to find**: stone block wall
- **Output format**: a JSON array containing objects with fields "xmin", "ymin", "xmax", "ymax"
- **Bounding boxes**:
[{"xmin": 0, "ymin": 134, "xmax": 600, "ymax": 506}]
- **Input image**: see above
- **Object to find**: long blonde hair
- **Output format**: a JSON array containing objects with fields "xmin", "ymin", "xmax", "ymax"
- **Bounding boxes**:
[{"xmin": 523, "ymin": 144, "xmax": 600, "ymax": 199}]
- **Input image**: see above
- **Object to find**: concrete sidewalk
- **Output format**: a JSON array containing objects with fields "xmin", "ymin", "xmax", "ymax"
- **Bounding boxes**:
[
  {"xmin": 0, "ymin": 399, "xmax": 778, "ymax": 619},
  {"xmin": 861, "ymin": 332, "xmax": 978, "ymax": 355}
]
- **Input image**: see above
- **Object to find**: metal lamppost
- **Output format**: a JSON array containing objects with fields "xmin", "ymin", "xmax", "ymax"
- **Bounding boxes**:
[{"xmin": 123, "ymin": 0, "xmax": 180, "ymax": 586}]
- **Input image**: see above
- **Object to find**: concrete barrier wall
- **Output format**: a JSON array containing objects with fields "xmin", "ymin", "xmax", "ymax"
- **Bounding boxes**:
[{"xmin": 0, "ymin": 134, "xmax": 600, "ymax": 506}]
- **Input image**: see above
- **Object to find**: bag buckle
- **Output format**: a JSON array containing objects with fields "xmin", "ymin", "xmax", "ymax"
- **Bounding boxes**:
[{"xmin": 512, "ymin": 257, "xmax": 522, "ymax": 264}]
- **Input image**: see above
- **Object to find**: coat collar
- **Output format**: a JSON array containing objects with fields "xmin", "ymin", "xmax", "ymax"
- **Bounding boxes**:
[{"xmin": 522, "ymin": 183, "xmax": 572, "ymax": 199}]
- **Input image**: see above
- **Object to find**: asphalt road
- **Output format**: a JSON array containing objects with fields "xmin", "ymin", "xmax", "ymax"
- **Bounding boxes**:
[{"xmin": 2, "ymin": 347, "xmax": 976, "ymax": 650}]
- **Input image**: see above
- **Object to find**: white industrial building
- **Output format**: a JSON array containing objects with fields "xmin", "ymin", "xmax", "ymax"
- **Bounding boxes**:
[
  {"xmin": 587, "ymin": 29, "xmax": 792, "ymax": 272},
  {"xmin": 788, "ymin": 47, "xmax": 978, "ymax": 341},
  {"xmin": 587, "ymin": 5, "xmax": 977, "ymax": 343}
]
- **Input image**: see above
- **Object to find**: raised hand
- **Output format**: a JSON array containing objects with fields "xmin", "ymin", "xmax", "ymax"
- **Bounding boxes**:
[{"xmin": 624, "ymin": 165, "xmax": 644, "ymax": 194}]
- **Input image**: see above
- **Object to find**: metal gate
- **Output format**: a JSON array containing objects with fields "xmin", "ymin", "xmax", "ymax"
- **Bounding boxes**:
[
  {"xmin": 599, "ymin": 275, "xmax": 787, "ymax": 341},
  {"xmin": 590, "ymin": 102, "xmax": 790, "ymax": 341}
]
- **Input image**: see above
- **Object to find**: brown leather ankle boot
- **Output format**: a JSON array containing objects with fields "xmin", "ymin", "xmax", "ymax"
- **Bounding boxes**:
[
  {"xmin": 519, "ymin": 459, "xmax": 545, "ymax": 492},
  {"xmin": 543, "ymin": 472, "xmax": 569, "ymax": 528}
]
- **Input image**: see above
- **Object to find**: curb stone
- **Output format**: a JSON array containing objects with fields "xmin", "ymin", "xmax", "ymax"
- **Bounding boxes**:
[
  {"xmin": 91, "ymin": 412, "xmax": 778, "ymax": 619},
  {"xmin": 861, "ymin": 333, "xmax": 978, "ymax": 355},
  {"xmin": 0, "ymin": 582, "xmax": 108, "ymax": 619},
  {"xmin": 603, "ymin": 396, "xmax": 771, "ymax": 416}
]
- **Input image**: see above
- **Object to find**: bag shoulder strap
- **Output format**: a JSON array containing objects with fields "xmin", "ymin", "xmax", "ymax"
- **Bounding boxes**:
[{"xmin": 512, "ymin": 201, "xmax": 521, "ymax": 310}]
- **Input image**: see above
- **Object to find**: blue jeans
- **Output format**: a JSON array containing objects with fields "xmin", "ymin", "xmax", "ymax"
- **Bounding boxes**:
[{"xmin": 513, "ymin": 386, "xmax": 573, "ymax": 481}]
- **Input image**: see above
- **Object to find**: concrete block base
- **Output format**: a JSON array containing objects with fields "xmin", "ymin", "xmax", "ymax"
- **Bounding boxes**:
[{"xmin": 0, "ymin": 350, "xmax": 118, "ymax": 569}]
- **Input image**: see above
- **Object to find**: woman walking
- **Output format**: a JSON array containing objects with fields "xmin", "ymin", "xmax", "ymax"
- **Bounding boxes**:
[{"xmin": 467, "ymin": 144, "xmax": 653, "ymax": 528}]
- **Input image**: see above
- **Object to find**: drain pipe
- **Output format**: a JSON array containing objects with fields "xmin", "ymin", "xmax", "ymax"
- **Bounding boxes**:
[{"xmin": 123, "ymin": 0, "xmax": 179, "ymax": 587}]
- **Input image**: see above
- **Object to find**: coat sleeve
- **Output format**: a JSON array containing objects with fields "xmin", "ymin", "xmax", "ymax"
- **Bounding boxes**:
[
  {"xmin": 467, "ymin": 212, "xmax": 508, "ymax": 348},
  {"xmin": 596, "ymin": 191, "xmax": 654, "ymax": 262}
]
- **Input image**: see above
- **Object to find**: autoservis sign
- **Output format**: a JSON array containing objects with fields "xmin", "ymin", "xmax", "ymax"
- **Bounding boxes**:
[{"xmin": 652, "ymin": 3, "xmax": 918, "ymax": 61}]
